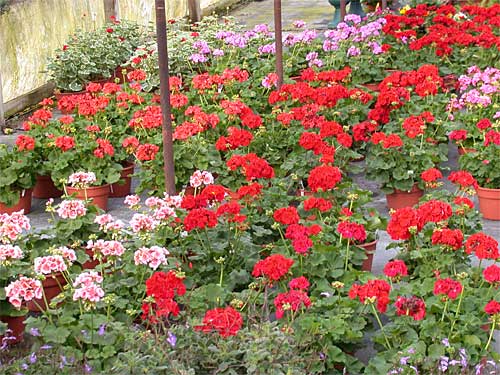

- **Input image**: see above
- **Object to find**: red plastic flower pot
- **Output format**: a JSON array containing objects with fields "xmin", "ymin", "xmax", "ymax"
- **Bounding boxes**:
[
  {"xmin": 33, "ymin": 175, "xmax": 63, "ymax": 199},
  {"xmin": 0, "ymin": 189, "xmax": 32, "ymax": 214},
  {"xmin": 110, "ymin": 163, "xmax": 134, "ymax": 198},
  {"xmin": 386, "ymin": 185, "xmax": 423, "ymax": 210},
  {"xmin": 65, "ymin": 184, "xmax": 110, "ymax": 211},
  {"xmin": 477, "ymin": 186, "xmax": 500, "ymax": 221}
]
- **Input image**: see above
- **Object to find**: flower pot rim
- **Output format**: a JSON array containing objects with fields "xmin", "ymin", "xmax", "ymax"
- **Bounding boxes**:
[{"xmin": 477, "ymin": 186, "xmax": 500, "ymax": 192}]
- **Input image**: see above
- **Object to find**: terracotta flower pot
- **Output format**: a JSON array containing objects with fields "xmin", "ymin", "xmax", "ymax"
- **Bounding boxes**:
[
  {"xmin": 0, "ymin": 315, "xmax": 25, "ymax": 344},
  {"xmin": 476, "ymin": 186, "xmax": 500, "ymax": 221},
  {"xmin": 65, "ymin": 184, "xmax": 110, "ymax": 211},
  {"xmin": 110, "ymin": 163, "xmax": 135, "ymax": 198},
  {"xmin": 362, "ymin": 82, "xmax": 379, "ymax": 92},
  {"xmin": 457, "ymin": 146, "xmax": 476, "ymax": 156},
  {"xmin": 358, "ymin": 240, "xmax": 377, "ymax": 272},
  {"xmin": 0, "ymin": 189, "xmax": 33, "ymax": 214},
  {"xmin": 386, "ymin": 185, "xmax": 423, "ymax": 210},
  {"xmin": 26, "ymin": 273, "xmax": 67, "ymax": 312},
  {"xmin": 33, "ymin": 175, "xmax": 63, "ymax": 199}
]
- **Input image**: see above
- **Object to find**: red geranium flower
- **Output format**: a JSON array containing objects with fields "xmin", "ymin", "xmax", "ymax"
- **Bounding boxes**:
[
  {"xmin": 307, "ymin": 165, "xmax": 342, "ymax": 192},
  {"xmin": 183, "ymin": 208, "xmax": 218, "ymax": 232},
  {"xmin": 289, "ymin": 276, "xmax": 310, "ymax": 290},
  {"xmin": 448, "ymin": 171, "xmax": 478, "ymax": 190},
  {"xmin": 386, "ymin": 207, "xmax": 420, "ymax": 240},
  {"xmin": 465, "ymin": 232, "xmax": 499, "ymax": 260},
  {"xmin": 194, "ymin": 306, "xmax": 243, "ymax": 338},
  {"xmin": 136, "ymin": 144, "xmax": 159, "ymax": 161},
  {"xmin": 15, "ymin": 135, "xmax": 35, "ymax": 151},
  {"xmin": 273, "ymin": 207, "xmax": 300, "ymax": 225},
  {"xmin": 383, "ymin": 260, "xmax": 408, "ymax": 280},
  {"xmin": 337, "ymin": 221, "xmax": 367, "ymax": 243},
  {"xmin": 274, "ymin": 289, "xmax": 311, "ymax": 319},
  {"xmin": 252, "ymin": 254, "xmax": 294, "ymax": 282},
  {"xmin": 484, "ymin": 300, "xmax": 500, "ymax": 316},
  {"xmin": 394, "ymin": 296, "xmax": 426, "ymax": 320},
  {"xmin": 431, "ymin": 228, "xmax": 463, "ymax": 250},
  {"xmin": 483, "ymin": 264, "xmax": 500, "ymax": 284},
  {"xmin": 433, "ymin": 278, "xmax": 462, "ymax": 300},
  {"xmin": 55, "ymin": 136, "xmax": 75, "ymax": 151},
  {"xmin": 349, "ymin": 279, "xmax": 391, "ymax": 313}
]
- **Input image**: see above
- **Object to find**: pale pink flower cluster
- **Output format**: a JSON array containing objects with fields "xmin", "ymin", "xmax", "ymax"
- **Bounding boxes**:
[
  {"xmin": 134, "ymin": 246, "xmax": 169, "ymax": 270},
  {"xmin": 67, "ymin": 171, "xmax": 97, "ymax": 187},
  {"xmin": 57, "ymin": 200, "xmax": 87, "ymax": 219},
  {"xmin": 124, "ymin": 195, "xmax": 141, "ymax": 208},
  {"xmin": 0, "ymin": 210, "xmax": 30, "ymax": 243},
  {"xmin": 34, "ymin": 255, "xmax": 68, "ymax": 275},
  {"xmin": 86, "ymin": 239, "xmax": 125, "ymax": 257},
  {"xmin": 163, "ymin": 194, "xmax": 182, "ymax": 208},
  {"xmin": 130, "ymin": 214, "xmax": 159, "ymax": 233},
  {"xmin": 73, "ymin": 271, "xmax": 104, "ymax": 303},
  {"xmin": 5, "ymin": 276, "xmax": 43, "ymax": 308},
  {"xmin": 94, "ymin": 214, "xmax": 124, "ymax": 232},
  {"xmin": 153, "ymin": 206, "xmax": 176, "ymax": 221},
  {"xmin": 0, "ymin": 244, "xmax": 23, "ymax": 263},
  {"xmin": 53, "ymin": 246, "xmax": 77, "ymax": 262},
  {"xmin": 189, "ymin": 170, "xmax": 214, "ymax": 188}
]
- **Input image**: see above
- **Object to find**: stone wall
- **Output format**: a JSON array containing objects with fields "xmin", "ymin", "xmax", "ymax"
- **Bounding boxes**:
[{"xmin": 0, "ymin": 0, "xmax": 239, "ymax": 103}]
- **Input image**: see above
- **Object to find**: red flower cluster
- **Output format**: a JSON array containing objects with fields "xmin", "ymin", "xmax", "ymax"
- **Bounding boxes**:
[
  {"xmin": 484, "ymin": 300, "xmax": 500, "ymax": 316},
  {"xmin": 183, "ymin": 208, "xmax": 218, "ymax": 232},
  {"xmin": 465, "ymin": 232, "xmax": 499, "ymax": 260},
  {"xmin": 215, "ymin": 127, "xmax": 253, "ymax": 151},
  {"xmin": 417, "ymin": 200, "xmax": 452, "ymax": 226},
  {"xmin": 431, "ymin": 228, "xmax": 463, "ymax": 250},
  {"xmin": 251, "ymin": 254, "xmax": 294, "ymax": 282},
  {"xmin": 449, "ymin": 129, "xmax": 468, "ymax": 142},
  {"xmin": 402, "ymin": 112, "xmax": 434, "ymax": 138},
  {"xmin": 483, "ymin": 264, "xmax": 500, "ymax": 284},
  {"xmin": 129, "ymin": 105, "xmax": 162, "ymax": 129},
  {"xmin": 55, "ymin": 136, "xmax": 76, "ymax": 151},
  {"xmin": 94, "ymin": 138, "xmax": 114, "ymax": 158},
  {"xmin": 173, "ymin": 106, "xmax": 220, "ymax": 140},
  {"xmin": 216, "ymin": 201, "xmax": 246, "ymax": 223},
  {"xmin": 307, "ymin": 165, "xmax": 342, "ymax": 192},
  {"xmin": 136, "ymin": 144, "xmax": 159, "ymax": 161},
  {"xmin": 394, "ymin": 296, "xmax": 426, "ymax": 321},
  {"xmin": 15, "ymin": 135, "xmax": 35, "ymax": 151},
  {"xmin": 420, "ymin": 167, "xmax": 442, "ymax": 188},
  {"xmin": 337, "ymin": 221, "xmax": 367, "ymax": 243},
  {"xmin": 194, "ymin": 306, "xmax": 243, "ymax": 338},
  {"xmin": 226, "ymin": 153, "xmax": 275, "ymax": 181},
  {"xmin": 433, "ymin": 278, "xmax": 462, "ymax": 300},
  {"xmin": 273, "ymin": 206, "xmax": 300, "ymax": 225},
  {"xmin": 285, "ymin": 224, "xmax": 319, "ymax": 255},
  {"xmin": 386, "ymin": 207, "xmax": 420, "ymax": 240},
  {"xmin": 448, "ymin": 171, "xmax": 478, "ymax": 190},
  {"xmin": 383, "ymin": 260, "xmax": 408, "ymax": 280},
  {"xmin": 289, "ymin": 276, "xmax": 310, "ymax": 291},
  {"xmin": 303, "ymin": 197, "xmax": 332, "ymax": 212},
  {"xmin": 349, "ymin": 279, "xmax": 391, "ymax": 313},
  {"xmin": 141, "ymin": 271, "xmax": 186, "ymax": 323},
  {"xmin": 274, "ymin": 289, "xmax": 311, "ymax": 319},
  {"xmin": 237, "ymin": 182, "xmax": 263, "ymax": 200}
]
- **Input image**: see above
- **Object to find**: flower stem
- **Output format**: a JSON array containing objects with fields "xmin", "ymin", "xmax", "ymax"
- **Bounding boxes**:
[
  {"xmin": 449, "ymin": 288, "xmax": 464, "ymax": 336},
  {"xmin": 370, "ymin": 303, "xmax": 391, "ymax": 349},
  {"xmin": 441, "ymin": 299, "xmax": 449, "ymax": 323},
  {"xmin": 484, "ymin": 320, "xmax": 496, "ymax": 352},
  {"xmin": 344, "ymin": 241, "xmax": 351, "ymax": 272}
]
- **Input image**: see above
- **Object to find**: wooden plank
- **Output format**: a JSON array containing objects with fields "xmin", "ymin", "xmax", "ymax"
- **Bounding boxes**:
[
  {"xmin": 0, "ymin": 71, "xmax": 5, "ymax": 128},
  {"xmin": 4, "ymin": 82, "xmax": 55, "ymax": 118},
  {"xmin": 103, "ymin": 0, "xmax": 117, "ymax": 21},
  {"xmin": 188, "ymin": 0, "xmax": 201, "ymax": 23}
]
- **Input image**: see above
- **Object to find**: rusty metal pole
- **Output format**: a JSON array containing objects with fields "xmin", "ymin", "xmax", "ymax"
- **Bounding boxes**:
[
  {"xmin": 274, "ymin": 0, "xmax": 283, "ymax": 89},
  {"xmin": 340, "ymin": 0, "xmax": 346, "ymax": 22},
  {"xmin": 155, "ymin": 0, "xmax": 176, "ymax": 195},
  {"xmin": 103, "ymin": 0, "xmax": 117, "ymax": 21},
  {"xmin": 381, "ymin": 0, "xmax": 387, "ymax": 10}
]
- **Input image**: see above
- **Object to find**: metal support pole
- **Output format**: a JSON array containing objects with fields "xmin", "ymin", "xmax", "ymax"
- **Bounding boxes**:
[
  {"xmin": 0, "ymin": 72, "xmax": 5, "ymax": 129},
  {"xmin": 188, "ymin": 0, "xmax": 201, "ymax": 23},
  {"xmin": 381, "ymin": 0, "xmax": 387, "ymax": 10},
  {"xmin": 155, "ymin": 0, "xmax": 176, "ymax": 195},
  {"xmin": 340, "ymin": 0, "xmax": 346, "ymax": 22},
  {"xmin": 274, "ymin": 0, "xmax": 283, "ymax": 89}
]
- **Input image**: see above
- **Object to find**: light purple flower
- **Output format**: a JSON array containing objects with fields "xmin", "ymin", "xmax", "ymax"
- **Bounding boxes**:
[
  {"xmin": 442, "ymin": 338, "xmax": 450, "ymax": 347},
  {"xmin": 40, "ymin": 344, "xmax": 52, "ymax": 350},
  {"xmin": 258, "ymin": 43, "xmax": 275, "ymax": 54},
  {"xmin": 29, "ymin": 352, "xmax": 37, "ymax": 364},
  {"xmin": 347, "ymin": 46, "xmax": 361, "ymax": 57},
  {"xmin": 98, "ymin": 324, "xmax": 106, "ymax": 336},
  {"xmin": 30, "ymin": 328, "xmax": 40, "ymax": 337},
  {"xmin": 306, "ymin": 52, "xmax": 318, "ymax": 61},
  {"xmin": 254, "ymin": 24, "xmax": 270, "ymax": 33},
  {"xmin": 84, "ymin": 363, "xmax": 92, "ymax": 373},
  {"xmin": 293, "ymin": 20, "xmax": 306, "ymax": 28},
  {"xmin": 167, "ymin": 331, "xmax": 177, "ymax": 347},
  {"xmin": 189, "ymin": 53, "xmax": 208, "ymax": 63}
]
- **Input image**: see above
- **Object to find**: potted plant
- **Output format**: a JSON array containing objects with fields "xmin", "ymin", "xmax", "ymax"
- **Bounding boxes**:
[
  {"xmin": 0, "ymin": 211, "xmax": 31, "ymax": 344},
  {"xmin": 0, "ymin": 143, "xmax": 36, "ymax": 214},
  {"xmin": 46, "ymin": 19, "xmax": 146, "ymax": 93},
  {"xmin": 459, "ymin": 129, "xmax": 500, "ymax": 220},
  {"xmin": 365, "ymin": 118, "xmax": 448, "ymax": 209}
]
